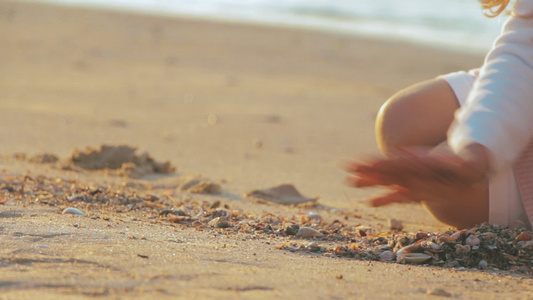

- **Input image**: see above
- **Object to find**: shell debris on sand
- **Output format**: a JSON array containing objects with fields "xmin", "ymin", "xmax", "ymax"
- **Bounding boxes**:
[
  {"xmin": 1, "ymin": 172, "xmax": 533, "ymax": 275},
  {"xmin": 62, "ymin": 207, "xmax": 84, "ymax": 216}
]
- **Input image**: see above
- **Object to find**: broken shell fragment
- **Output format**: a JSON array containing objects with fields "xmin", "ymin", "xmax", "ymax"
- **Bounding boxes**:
[
  {"xmin": 388, "ymin": 218, "xmax": 403, "ymax": 231},
  {"xmin": 306, "ymin": 212, "xmax": 322, "ymax": 222},
  {"xmin": 397, "ymin": 253, "xmax": 432, "ymax": 264},
  {"xmin": 62, "ymin": 207, "xmax": 84, "ymax": 216},
  {"xmin": 296, "ymin": 227, "xmax": 323, "ymax": 237}
]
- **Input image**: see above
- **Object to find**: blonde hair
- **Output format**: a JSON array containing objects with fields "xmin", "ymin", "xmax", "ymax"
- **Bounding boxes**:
[{"xmin": 479, "ymin": 0, "xmax": 512, "ymax": 17}]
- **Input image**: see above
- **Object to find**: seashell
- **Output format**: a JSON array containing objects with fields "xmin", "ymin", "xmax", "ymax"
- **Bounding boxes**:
[
  {"xmin": 478, "ymin": 259, "xmax": 489, "ymax": 269},
  {"xmin": 437, "ymin": 233, "xmax": 457, "ymax": 244},
  {"xmin": 305, "ymin": 241, "xmax": 321, "ymax": 252},
  {"xmin": 62, "ymin": 207, "xmax": 84, "ymax": 216},
  {"xmin": 455, "ymin": 244, "xmax": 471, "ymax": 255},
  {"xmin": 388, "ymin": 218, "xmax": 403, "ymax": 231},
  {"xmin": 396, "ymin": 243, "xmax": 422, "ymax": 257},
  {"xmin": 296, "ymin": 227, "xmax": 323, "ymax": 237},
  {"xmin": 306, "ymin": 212, "xmax": 322, "ymax": 222},
  {"xmin": 306, "ymin": 241, "xmax": 319, "ymax": 248},
  {"xmin": 355, "ymin": 225, "xmax": 372, "ymax": 232},
  {"xmin": 515, "ymin": 231, "xmax": 532, "ymax": 242},
  {"xmin": 397, "ymin": 253, "xmax": 432, "ymax": 264},
  {"xmin": 379, "ymin": 250, "xmax": 395, "ymax": 261},
  {"xmin": 465, "ymin": 235, "xmax": 481, "ymax": 246}
]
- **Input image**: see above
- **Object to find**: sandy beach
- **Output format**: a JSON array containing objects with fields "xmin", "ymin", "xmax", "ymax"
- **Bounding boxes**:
[{"xmin": 1, "ymin": 1, "xmax": 532, "ymax": 299}]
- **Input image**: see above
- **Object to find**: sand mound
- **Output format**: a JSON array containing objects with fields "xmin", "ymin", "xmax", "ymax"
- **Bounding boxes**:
[{"xmin": 66, "ymin": 145, "xmax": 175, "ymax": 178}]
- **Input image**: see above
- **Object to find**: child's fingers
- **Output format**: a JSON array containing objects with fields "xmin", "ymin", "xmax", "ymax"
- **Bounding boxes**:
[
  {"xmin": 368, "ymin": 189, "xmax": 415, "ymax": 207},
  {"xmin": 345, "ymin": 172, "xmax": 405, "ymax": 187},
  {"xmin": 345, "ymin": 176, "xmax": 382, "ymax": 188}
]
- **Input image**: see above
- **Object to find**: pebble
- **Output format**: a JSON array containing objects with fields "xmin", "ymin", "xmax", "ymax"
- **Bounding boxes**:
[
  {"xmin": 62, "ymin": 207, "xmax": 84, "ymax": 216},
  {"xmin": 296, "ymin": 227, "xmax": 323, "ymax": 237}
]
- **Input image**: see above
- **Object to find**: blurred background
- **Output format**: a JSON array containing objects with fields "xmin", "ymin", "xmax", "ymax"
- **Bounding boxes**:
[{"xmin": 24, "ymin": 0, "xmax": 504, "ymax": 54}]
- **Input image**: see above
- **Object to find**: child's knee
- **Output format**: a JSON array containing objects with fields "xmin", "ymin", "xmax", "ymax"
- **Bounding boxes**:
[
  {"xmin": 375, "ymin": 93, "xmax": 416, "ymax": 155},
  {"xmin": 375, "ymin": 78, "xmax": 459, "ymax": 155}
]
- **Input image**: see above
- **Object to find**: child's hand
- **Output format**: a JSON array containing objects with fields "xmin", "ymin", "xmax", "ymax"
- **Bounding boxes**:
[{"xmin": 344, "ymin": 143, "xmax": 489, "ymax": 207}]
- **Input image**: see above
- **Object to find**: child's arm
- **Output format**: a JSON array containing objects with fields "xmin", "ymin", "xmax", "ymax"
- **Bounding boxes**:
[{"xmin": 448, "ymin": 0, "xmax": 533, "ymax": 172}]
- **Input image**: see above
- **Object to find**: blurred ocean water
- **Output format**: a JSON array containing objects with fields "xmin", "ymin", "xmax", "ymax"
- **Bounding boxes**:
[{"xmin": 25, "ymin": 0, "xmax": 507, "ymax": 54}]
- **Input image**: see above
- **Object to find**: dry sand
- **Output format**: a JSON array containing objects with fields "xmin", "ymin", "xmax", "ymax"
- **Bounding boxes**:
[{"xmin": 1, "ymin": 1, "xmax": 532, "ymax": 299}]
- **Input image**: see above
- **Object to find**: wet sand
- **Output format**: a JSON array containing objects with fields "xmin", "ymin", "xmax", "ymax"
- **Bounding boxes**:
[{"xmin": 1, "ymin": 1, "xmax": 532, "ymax": 299}]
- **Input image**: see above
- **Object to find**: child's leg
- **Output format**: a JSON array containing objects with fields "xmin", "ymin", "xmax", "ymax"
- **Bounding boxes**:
[
  {"xmin": 375, "ymin": 78, "xmax": 459, "ymax": 155},
  {"xmin": 375, "ymin": 77, "xmax": 489, "ymax": 228}
]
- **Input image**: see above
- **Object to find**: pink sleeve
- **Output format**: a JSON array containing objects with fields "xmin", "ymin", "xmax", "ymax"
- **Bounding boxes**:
[{"xmin": 448, "ymin": 0, "xmax": 533, "ymax": 172}]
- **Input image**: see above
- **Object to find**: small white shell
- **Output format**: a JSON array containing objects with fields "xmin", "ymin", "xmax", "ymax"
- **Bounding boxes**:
[
  {"xmin": 296, "ymin": 227, "xmax": 323, "ymax": 237},
  {"xmin": 62, "ymin": 207, "xmax": 84, "ymax": 216},
  {"xmin": 379, "ymin": 250, "xmax": 395, "ymax": 261}
]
